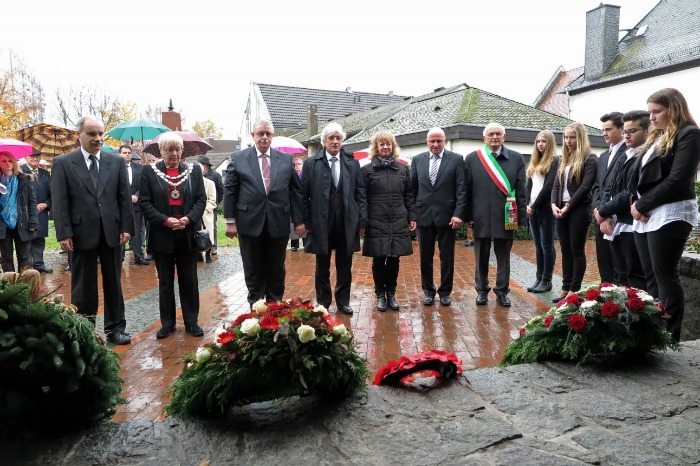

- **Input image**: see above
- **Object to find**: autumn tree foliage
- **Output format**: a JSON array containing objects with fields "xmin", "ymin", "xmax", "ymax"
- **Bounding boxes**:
[
  {"xmin": 191, "ymin": 119, "xmax": 223, "ymax": 139},
  {"xmin": 0, "ymin": 70, "xmax": 43, "ymax": 137}
]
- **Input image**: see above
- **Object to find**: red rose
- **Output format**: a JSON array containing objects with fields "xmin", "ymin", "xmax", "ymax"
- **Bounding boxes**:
[
  {"xmin": 544, "ymin": 315, "xmax": 554, "ymax": 328},
  {"xmin": 658, "ymin": 302, "xmax": 665, "ymax": 311},
  {"xmin": 217, "ymin": 330, "xmax": 235, "ymax": 345},
  {"xmin": 600, "ymin": 301, "xmax": 621, "ymax": 317},
  {"xmin": 626, "ymin": 289, "xmax": 639, "ymax": 299},
  {"xmin": 232, "ymin": 313, "xmax": 255, "ymax": 327},
  {"xmin": 519, "ymin": 328, "xmax": 527, "ymax": 337},
  {"xmin": 556, "ymin": 299, "xmax": 566, "ymax": 309},
  {"xmin": 585, "ymin": 289, "xmax": 601, "ymax": 301},
  {"xmin": 566, "ymin": 294, "xmax": 583, "ymax": 306},
  {"xmin": 260, "ymin": 315, "xmax": 280, "ymax": 330},
  {"xmin": 568, "ymin": 314, "xmax": 588, "ymax": 333},
  {"xmin": 626, "ymin": 297, "xmax": 646, "ymax": 313},
  {"xmin": 600, "ymin": 282, "xmax": 613, "ymax": 288}
]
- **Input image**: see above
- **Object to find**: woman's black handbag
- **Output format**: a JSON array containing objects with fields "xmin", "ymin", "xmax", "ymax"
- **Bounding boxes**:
[{"xmin": 192, "ymin": 229, "xmax": 212, "ymax": 253}]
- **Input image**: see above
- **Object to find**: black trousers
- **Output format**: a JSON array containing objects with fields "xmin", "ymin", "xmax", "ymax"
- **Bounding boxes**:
[
  {"xmin": 71, "ymin": 225, "xmax": 125, "ymax": 334},
  {"xmin": 238, "ymin": 222, "xmax": 288, "ymax": 305},
  {"xmin": 315, "ymin": 219, "xmax": 353, "ymax": 307},
  {"xmin": 0, "ymin": 228, "xmax": 32, "ymax": 271},
  {"xmin": 30, "ymin": 236, "xmax": 46, "ymax": 268},
  {"xmin": 594, "ymin": 223, "xmax": 616, "ymax": 283},
  {"xmin": 608, "ymin": 231, "xmax": 645, "ymax": 289},
  {"xmin": 474, "ymin": 237, "xmax": 513, "ymax": 296},
  {"xmin": 634, "ymin": 221, "xmax": 691, "ymax": 341},
  {"xmin": 417, "ymin": 224, "xmax": 456, "ymax": 298},
  {"xmin": 557, "ymin": 205, "xmax": 592, "ymax": 292},
  {"xmin": 372, "ymin": 256, "xmax": 400, "ymax": 294},
  {"xmin": 153, "ymin": 230, "xmax": 200, "ymax": 329},
  {"xmin": 130, "ymin": 209, "xmax": 145, "ymax": 260}
]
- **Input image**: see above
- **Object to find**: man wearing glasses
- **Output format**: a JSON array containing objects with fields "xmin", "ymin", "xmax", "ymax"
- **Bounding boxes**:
[{"xmin": 223, "ymin": 119, "xmax": 305, "ymax": 307}]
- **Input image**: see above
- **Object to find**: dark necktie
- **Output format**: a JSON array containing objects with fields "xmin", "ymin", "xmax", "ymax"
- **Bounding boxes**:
[
  {"xmin": 261, "ymin": 154, "xmax": 270, "ymax": 194},
  {"xmin": 330, "ymin": 156, "xmax": 339, "ymax": 187},
  {"xmin": 89, "ymin": 155, "xmax": 98, "ymax": 187}
]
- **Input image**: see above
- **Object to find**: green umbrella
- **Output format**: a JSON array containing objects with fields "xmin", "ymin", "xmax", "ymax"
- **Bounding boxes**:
[
  {"xmin": 101, "ymin": 144, "xmax": 116, "ymax": 153},
  {"xmin": 106, "ymin": 119, "xmax": 171, "ymax": 142}
]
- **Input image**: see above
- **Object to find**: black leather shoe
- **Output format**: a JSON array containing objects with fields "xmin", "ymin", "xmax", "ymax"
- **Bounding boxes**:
[
  {"xmin": 107, "ymin": 331, "xmax": 132, "ymax": 345},
  {"xmin": 496, "ymin": 294, "xmax": 511, "ymax": 307},
  {"xmin": 386, "ymin": 292, "xmax": 400, "ymax": 310},
  {"xmin": 532, "ymin": 281, "xmax": 553, "ymax": 293},
  {"xmin": 377, "ymin": 293, "xmax": 388, "ymax": 312},
  {"xmin": 526, "ymin": 279, "xmax": 541, "ymax": 292},
  {"xmin": 338, "ymin": 305, "xmax": 354, "ymax": 316},
  {"xmin": 156, "ymin": 326, "xmax": 176, "ymax": 339},
  {"xmin": 35, "ymin": 266, "xmax": 53, "ymax": 273},
  {"xmin": 440, "ymin": 296, "xmax": 452, "ymax": 306},
  {"xmin": 185, "ymin": 325, "xmax": 204, "ymax": 337},
  {"xmin": 205, "ymin": 252, "xmax": 212, "ymax": 263},
  {"xmin": 476, "ymin": 292, "xmax": 488, "ymax": 305},
  {"xmin": 135, "ymin": 258, "xmax": 150, "ymax": 265},
  {"xmin": 423, "ymin": 295, "xmax": 435, "ymax": 306}
]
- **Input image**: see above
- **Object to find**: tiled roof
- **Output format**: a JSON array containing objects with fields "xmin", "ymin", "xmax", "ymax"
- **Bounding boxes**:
[
  {"xmin": 307, "ymin": 85, "xmax": 600, "ymax": 146},
  {"xmin": 534, "ymin": 67, "xmax": 584, "ymax": 117},
  {"xmin": 567, "ymin": 0, "xmax": 700, "ymax": 93},
  {"xmin": 255, "ymin": 83, "xmax": 407, "ymax": 130}
]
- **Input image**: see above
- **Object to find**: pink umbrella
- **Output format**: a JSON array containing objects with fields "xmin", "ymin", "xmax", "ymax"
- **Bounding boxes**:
[
  {"xmin": 0, "ymin": 138, "xmax": 34, "ymax": 160},
  {"xmin": 271, "ymin": 136, "xmax": 306, "ymax": 154},
  {"xmin": 143, "ymin": 131, "xmax": 213, "ymax": 158}
]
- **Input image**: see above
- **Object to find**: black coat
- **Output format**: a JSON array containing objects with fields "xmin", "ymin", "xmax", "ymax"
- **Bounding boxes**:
[
  {"xmin": 301, "ymin": 148, "xmax": 367, "ymax": 255},
  {"xmin": 551, "ymin": 154, "xmax": 598, "ymax": 209},
  {"xmin": 361, "ymin": 157, "xmax": 416, "ymax": 257},
  {"xmin": 139, "ymin": 162, "xmax": 207, "ymax": 254},
  {"xmin": 0, "ymin": 173, "xmax": 38, "ymax": 242},
  {"xmin": 598, "ymin": 152, "xmax": 636, "ymax": 225},
  {"xmin": 592, "ymin": 143, "xmax": 626, "ymax": 208},
  {"xmin": 526, "ymin": 156, "xmax": 561, "ymax": 212},
  {"xmin": 21, "ymin": 165, "xmax": 51, "ymax": 237}
]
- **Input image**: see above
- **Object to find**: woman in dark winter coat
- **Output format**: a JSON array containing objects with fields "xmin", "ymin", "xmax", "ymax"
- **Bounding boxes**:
[
  {"xmin": 0, "ymin": 151, "xmax": 38, "ymax": 272},
  {"xmin": 362, "ymin": 131, "xmax": 416, "ymax": 311}
]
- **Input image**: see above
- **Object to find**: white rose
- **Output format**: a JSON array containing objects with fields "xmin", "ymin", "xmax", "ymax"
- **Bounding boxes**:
[
  {"xmin": 252, "ymin": 299, "xmax": 267, "ymax": 313},
  {"xmin": 600, "ymin": 285, "xmax": 618, "ymax": 292},
  {"xmin": 314, "ymin": 304, "xmax": 329, "ymax": 316},
  {"xmin": 332, "ymin": 324, "xmax": 347, "ymax": 336},
  {"xmin": 241, "ymin": 318, "xmax": 261, "ymax": 336},
  {"xmin": 638, "ymin": 292, "xmax": 654, "ymax": 303},
  {"xmin": 580, "ymin": 300, "xmax": 598, "ymax": 309},
  {"xmin": 297, "ymin": 324, "xmax": 316, "ymax": 343},
  {"xmin": 195, "ymin": 347, "xmax": 212, "ymax": 363}
]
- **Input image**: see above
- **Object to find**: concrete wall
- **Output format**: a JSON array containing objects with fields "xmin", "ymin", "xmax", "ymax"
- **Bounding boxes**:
[{"xmin": 681, "ymin": 252, "xmax": 700, "ymax": 341}]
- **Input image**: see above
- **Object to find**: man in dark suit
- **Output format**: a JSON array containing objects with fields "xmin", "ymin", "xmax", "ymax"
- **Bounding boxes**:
[
  {"xmin": 465, "ymin": 123, "xmax": 527, "ymax": 307},
  {"xmin": 198, "ymin": 156, "xmax": 224, "ymax": 255},
  {"xmin": 592, "ymin": 112, "xmax": 626, "ymax": 284},
  {"xmin": 410, "ymin": 127, "xmax": 466, "ymax": 306},
  {"xmin": 301, "ymin": 123, "xmax": 367, "ymax": 316},
  {"xmin": 224, "ymin": 119, "xmax": 304, "ymax": 306},
  {"xmin": 22, "ymin": 149, "xmax": 52, "ymax": 273},
  {"xmin": 119, "ymin": 145, "xmax": 149, "ymax": 265},
  {"xmin": 51, "ymin": 116, "xmax": 134, "ymax": 345}
]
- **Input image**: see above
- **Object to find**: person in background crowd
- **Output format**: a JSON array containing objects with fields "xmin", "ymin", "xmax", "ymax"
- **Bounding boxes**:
[
  {"xmin": 290, "ymin": 156, "xmax": 307, "ymax": 251},
  {"xmin": 200, "ymin": 164, "xmax": 217, "ymax": 263},
  {"xmin": 197, "ymin": 156, "xmax": 223, "ymax": 255},
  {"xmin": 465, "ymin": 122, "xmax": 527, "ymax": 307},
  {"xmin": 0, "ymin": 151, "xmax": 38, "ymax": 272},
  {"xmin": 362, "ymin": 131, "xmax": 415, "ymax": 312},
  {"xmin": 551, "ymin": 122, "xmax": 597, "ymax": 303},
  {"xmin": 51, "ymin": 116, "xmax": 134, "ymax": 345},
  {"xmin": 224, "ymin": 119, "xmax": 304, "ymax": 307},
  {"xmin": 595, "ymin": 110, "xmax": 648, "ymax": 289},
  {"xmin": 410, "ymin": 127, "xmax": 465, "ymax": 307},
  {"xmin": 146, "ymin": 153, "xmax": 158, "ymax": 165},
  {"xmin": 525, "ymin": 130, "xmax": 560, "ymax": 293},
  {"xmin": 139, "ymin": 132, "xmax": 207, "ymax": 339},
  {"xmin": 119, "ymin": 145, "xmax": 149, "ymax": 265},
  {"xmin": 630, "ymin": 88, "xmax": 700, "ymax": 341},
  {"xmin": 22, "ymin": 149, "xmax": 52, "ymax": 273},
  {"xmin": 131, "ymin": 152, "xmax": 142, "ymax": 165},
  {"xmin": 592, "ymin": 112, "xmax": 626, "ymax": 284},
  {"xmin": 302, "ymin": 123, "xmax": 367, "ymax": 316}
]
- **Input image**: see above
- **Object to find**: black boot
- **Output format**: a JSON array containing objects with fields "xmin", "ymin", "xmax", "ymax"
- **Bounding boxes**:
[
  {"xmin": 532, "ymin": 281, "xmax": 552, "ymax": 293},
  {"xmin": 377, "ymin": 292, "xmax": 388, "ymax": 312},
  {"xmin": 386, "ymin": 292, "xmax": 400, "ymax": 310},
  {"xmin": 526, "ymin": 277, "xmax": 541, "ymax": 292}
]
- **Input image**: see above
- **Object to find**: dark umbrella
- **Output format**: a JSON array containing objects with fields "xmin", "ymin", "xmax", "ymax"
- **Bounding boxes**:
[
  {"xmin": 14, "ymin": 123, "xmax": 80, "ymax": 156},
  {"xmin": 143, "ymin": 131, "xmax": 213, "ymax": 158}
]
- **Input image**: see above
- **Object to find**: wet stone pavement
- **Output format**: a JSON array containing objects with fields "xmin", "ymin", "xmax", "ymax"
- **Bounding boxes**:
[{"xmin": 4, "ymin": 242, "xmax": 700, "ymax": 465}]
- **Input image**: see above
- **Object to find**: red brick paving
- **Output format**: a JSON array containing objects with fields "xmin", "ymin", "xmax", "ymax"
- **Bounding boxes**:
[{"xmin": 40, "ymin": 239, "xmax": 600, "ymax": 421}]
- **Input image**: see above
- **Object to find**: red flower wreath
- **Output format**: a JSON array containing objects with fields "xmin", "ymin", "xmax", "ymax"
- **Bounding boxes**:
[{"xmin": 372, "ymin": 350, "xmax": 463, "ymax": 386}]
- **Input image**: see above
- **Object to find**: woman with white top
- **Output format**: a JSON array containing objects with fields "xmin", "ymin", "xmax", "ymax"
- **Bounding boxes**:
[
  {"xmin": 525, "ymin": 130, "xmax": 560, "ymax": 293},
  {"xmin": 551, "ymin": 123, "xmax": 597, "ymax": 303},
  {"xmin": 630, "ymin": 88, "xmax": 700, "ymax": 341}
]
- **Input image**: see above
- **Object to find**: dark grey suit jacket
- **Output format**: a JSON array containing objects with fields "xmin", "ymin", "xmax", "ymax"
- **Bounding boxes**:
[
  {"xmin": 22, "ymin": 165, "xmax": 51, "ymax": 237},
  {"xmin": 51, "ymin": 149, "xmax": 134, "ymax": 250},
  {"xmin": 410, "ymin": 149, "xmax": 466, "ymax": 227},
  {"xmin": 592, "ymin": 143, "xmax": 626, "ymax": 208},
  {"xmin": 223, "ymin": 146, "xmax": 303, "ymax": 238}
]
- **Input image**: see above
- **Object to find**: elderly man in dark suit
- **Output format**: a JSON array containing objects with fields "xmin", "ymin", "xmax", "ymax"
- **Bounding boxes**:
[
  {"xmin": 119, "ymin": 145, "xmax": 149, "ymax": 265},
  {"xmin": 51, "ymin": 116, "xmax": 134, "ymax": 345},
  {"xmin": 592, "ymin": 112, "xmax": 626, "ymax": 284},
  {"xmin": 301, "ymin": 123, "xmax": 367, "ymax": 316},
  {"xmin": 224, "ymin": 119, "xmax": 304, "ymax": 306},
  {"xmin": 465, "ymin": 122, "xmax": 527, "ymax": 307},
  {"xmin": 22, "ymin": 149, "xmax": 52, "ymax": 273},
  {"xmin": 411, "ymin": 127, "xmax": 466, "ymax": 306}
]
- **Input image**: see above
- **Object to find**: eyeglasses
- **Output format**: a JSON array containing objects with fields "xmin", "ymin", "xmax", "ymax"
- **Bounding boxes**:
[
  {"xmin": 621, "ymin": 128, "xmax": 643, "ymax": 136},
  {"xmin": 486, "ymin": 132, "xmax": 503, "ymax": 137}
]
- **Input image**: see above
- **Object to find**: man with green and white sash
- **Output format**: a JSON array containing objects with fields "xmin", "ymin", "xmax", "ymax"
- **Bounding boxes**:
[{"xmin": 464, "ymin": 122, "xmax": 527, "ymax": 307}]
